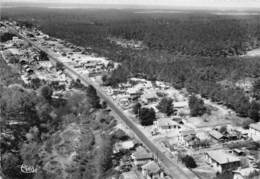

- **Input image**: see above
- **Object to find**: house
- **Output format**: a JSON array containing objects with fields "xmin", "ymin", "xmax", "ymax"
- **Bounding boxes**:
[
  {"xmin": 179, "ymin": 129, "xmax": 196, "ymax": 145},
  {"xmin": 119, "ymin": 97, "xmax": 130, "ymax": 108},
  {"xmin": 180, "ymin": 130, "xmax": 207, "ymax": 148},
  {"xmin": 209, "ymin": 130, "xmax": 226, "ymax": 142},
  {"xmin": 127, "ymin": 88, "xmax": 142, "ymax": 99},
  {"xmin": 249, "ymin": 122, "xmax": 260, "ymax": 141},
  {"xmin": 205, "ymin": 150, "xmax": 240, "ymax": 173},
  {"xmin": 131, "ymin": 146, "xmax": 153, "ymax": 167},
  {"xmin": 174, "ymin": 101, "xmax": 187, "ymax": 109},
  {"xmin": 141, "ymin": 90, "xmax": 158, "ymax": 104},
  {"xmin": 141, "ymin": 161, "xmax": 162, "ymax": 179},
  {"xmin": 154, "ymin": 118, "xmax": 181, "ymax": 133},
  {"xmin": 233, "ymin": 167, "xmax": 260, "ymax": 179},
  {"xmin": 113, "ymin": 140, "xmax": 135, "ymax": 154},
  {"xmin": 182, "ymin": 131, "xmax": 210, "ymax": 148}
]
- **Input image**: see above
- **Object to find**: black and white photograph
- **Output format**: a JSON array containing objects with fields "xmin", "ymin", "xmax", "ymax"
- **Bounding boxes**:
[{"xmin": 1, "ymin": 0, "xmax": 260, "ymax": 179}]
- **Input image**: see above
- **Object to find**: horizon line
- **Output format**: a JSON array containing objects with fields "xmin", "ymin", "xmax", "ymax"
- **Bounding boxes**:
[{"xmin": 2, "ymin": 1, "xmax": 260, "ymax": 11}]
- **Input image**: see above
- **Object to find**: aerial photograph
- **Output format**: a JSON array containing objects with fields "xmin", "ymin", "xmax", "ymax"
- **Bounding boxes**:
[{"xmin": 0, "ymin": 0, "xmax": 260, "ymax": 179}]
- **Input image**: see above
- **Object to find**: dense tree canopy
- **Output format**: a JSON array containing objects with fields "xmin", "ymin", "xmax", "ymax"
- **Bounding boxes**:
[
  {"xmin": 40, "ymin": 85, "xmax": 53, "ymax": 100},
  {"xmin": 253, "ymin": 79, "xmax": 260, "ymax": 100},
  {"xmin": 0, "ymin": 32, "xmax": 16, "ymax": 42},
  {"xmin": 39, "ymin": 50, "xmax": 49, "ymax": 61},
  {"xmin": 102, "ymin": 65, "xmax": 129, "ymax": 87},
  {"xmin": 181, "ymin": 155, "xmax": 197, "ymax": 168},
  {"xmin": 86, "ymin": 85, "xmax": 101, "ymax": 108},
  {"xmin": 98, "ymin": 135, "xmax": 113, "ymax": 176},
  {"xmin": 248, "ymin": 101, "xmax": 260, "ymax": 122},
  {"xmin": 139, "ymin": 107, "xmax": 156, "ymax": 126},
  {"xmin": 188, "ymin": 95, "xmax": 207, "ymax": 117},
  {"xmin": 156, "ymin": 97, "xmax": 174, "ymax": 116}
]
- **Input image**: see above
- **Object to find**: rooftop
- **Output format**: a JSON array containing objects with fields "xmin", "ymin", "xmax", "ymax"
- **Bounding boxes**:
[
  {"xmin": 156, "ymin": 118, "xmax": 179, "ymax": 127},
  {"xmin": 174, "ymin": 101, "xmax": 187, "ymax": 108},
  {"xmin": 120, "ymin": 171, "xmax": 139, "ymax": 179},
  {"xmin": 141, "ymin": 161, "xmax": 161, "ymax": 174},
  {"xmin": 209, "ymin": 130, "xmax": 224, "ymax": 140},
  {"xmin": 206, "ymin": 150, "xmax": 240, "ymax": 164},
  {"xmin": 114, "ymin": 140, "xmax": 135, "ymax": 151},
  {"xmin": 142, "ymin": 89, "xmax": 158, "ymax": 99},
  {"xmin": 132, "ymin": 146, "xmax": 153, "ymax": 160}
]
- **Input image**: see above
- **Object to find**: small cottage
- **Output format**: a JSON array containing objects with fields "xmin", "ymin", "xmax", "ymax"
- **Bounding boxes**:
[
  {"xmin": 209, "ymin": 130, "xmax": 226, "ymax": 142},
  {"xmin": 131, "ymin": 146, "xmax": 153, "ymax": 167},
  {"xmin": 154, "ymin": 118, "xmax": 181, "ymax": 133},
  {"xmin": 141, "ymin": 161, "xmax": 162, "ymax": 179}
]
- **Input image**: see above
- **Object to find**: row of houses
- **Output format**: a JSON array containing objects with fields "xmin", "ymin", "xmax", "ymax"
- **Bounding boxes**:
[
  {"xmin": 131, "ymin": 146, "xmax": 165, "ymax": 179},
  {"xmin": 114, "ymin": 140, "xmax": 168, "ymax": 179}
]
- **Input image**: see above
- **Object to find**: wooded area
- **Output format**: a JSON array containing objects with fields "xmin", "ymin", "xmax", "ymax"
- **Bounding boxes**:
[{"xmin": 3, "ymin": 8, "xmax": 259, "ymax": 120}]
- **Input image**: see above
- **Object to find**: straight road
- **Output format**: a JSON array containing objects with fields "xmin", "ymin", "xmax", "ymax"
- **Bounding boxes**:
[{"xmin": 3, "ymin": 22, "xmax": 198, "ymax": 179}]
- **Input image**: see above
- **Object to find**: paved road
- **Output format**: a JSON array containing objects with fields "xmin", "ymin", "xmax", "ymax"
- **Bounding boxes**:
[{"xmin": 3, "ymin": 22, "xmax": 198, "ymax": 179}]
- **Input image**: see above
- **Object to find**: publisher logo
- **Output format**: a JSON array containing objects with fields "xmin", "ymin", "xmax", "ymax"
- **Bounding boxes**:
[{"xmin": 20, "ymin": 164, "xmax": 38, "ymax": 173}]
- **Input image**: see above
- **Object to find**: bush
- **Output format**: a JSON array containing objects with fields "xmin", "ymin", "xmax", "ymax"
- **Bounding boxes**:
[
  {"xmin": 56, "ymin": 61, "xmax": 64, "ymax": 71},
  {"xmin": 39, "ymin": 50, "xmax": 49, "ymax": 61},
  {"xmin": 181, "ymin": 155, "xmax": 197, "ymax": 168},
  {"xmin": 40, "ymin": 85, "xmax": 53, "ymax": 100}
]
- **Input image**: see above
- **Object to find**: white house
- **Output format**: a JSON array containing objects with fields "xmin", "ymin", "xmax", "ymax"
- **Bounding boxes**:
[
  {"xmin": 233, "ymin": 167, "xmax": 260, "ymax": 179},
  {"xmin": 113, "ymin": 140, "xmax": 135, "ymax": 154},
  {"xmin": 205, "ymin": 150, "xmax": 240, "ymax": 173},
  {"xmin": 249, "ymin": 122, "xmax": 260, "ymax": 141},
  {"xmin": 154, "ymin": 118, "xmax": 181, "ymax": 134}
]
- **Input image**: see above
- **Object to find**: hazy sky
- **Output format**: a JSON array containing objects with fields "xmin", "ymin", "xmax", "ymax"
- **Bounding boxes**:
[{"xmin": 3, "ymin": 0, "xmax": 260, "ymax": 9}]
